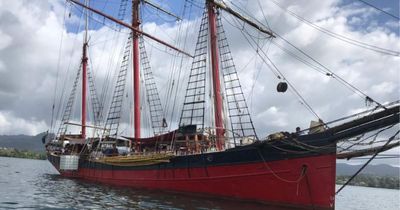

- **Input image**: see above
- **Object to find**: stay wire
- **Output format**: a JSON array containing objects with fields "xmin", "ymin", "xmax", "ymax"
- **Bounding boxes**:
[
  {"xmin": 253, "ymin": 0, "xmax": 369, "ymax": 102},
  {"xmin": 167, "ymin": 0, "xmax": 194, "ymax": 128},
  {"xmin": 336, "ymin": 129, "xmax": 400, "ymax": 194},
  {"xmin": 228, "ymin": 1, "xmax": 273, "ymax": 35},
  {"xmin": 72, "ymin": 4, "xmax": 129, "ymax": 34},
  {"xmin": 254, "ymin": 0, "xmax": 330, "ymax": 77},
  {"xmin": 248, "ymin": 35, "xmax": 270, "ymax": 111},
  {"xmin": 97, "ymin": 0, "xmax": 131, "ymax": 117},
  {"xmin": 275, "ymin": 33, "xmax": 386, "ymax": 109},
  {"xmin": 269, "ymin": 0, "xmax": 400, "ymax": 57},
  {"xmin": 225, "ymin": 15, "xmax": 321, "ymax": 119},
  {"xmin": 51, "ymin": 1, "xmax": 68, "ymax": 133},
  {"xmin": 87, "ymin": 47, "xmax": 104, "ymax": 125},
  {"xmin": 356, "ymin": 0, "xmax": 400, "ymax": 20},
  {"xmin": 341, "ymin": 124, "xmax": 396, "ymax": 152},
  {"xmin": 256, "ymin": 0, "xmax": 270, "ymax": 29},
  {"xmin": 54, "ymin": 3, "xmax": 85, "ymax": 133},
  {"xmin": 270, "ymin": 40, "xmax": 329, "ymax": 76}
]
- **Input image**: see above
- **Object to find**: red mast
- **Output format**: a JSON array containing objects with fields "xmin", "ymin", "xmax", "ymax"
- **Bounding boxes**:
[
  {"xmin": 81, "ymin": 0, "xmax": 89, "ymax": 139},
  {"xmin": 207, "ymin": 1, "xmax": 224, "ymax": 151},
  {"xmin": 132, "ymin": 0, "xmax": 141, "ymax": 148},
  {"xmin": 68, "ymin": 0, "xmax": 192, "ymax": 142}
]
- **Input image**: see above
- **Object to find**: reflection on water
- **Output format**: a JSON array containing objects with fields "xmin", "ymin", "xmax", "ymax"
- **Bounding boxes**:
[
  {"xmin": 0, "ymin": 157, "xmax": 399, "ymax": 210},
  {"xmin": 0, "ymin": 157, "xmax": 288, "ymax": 210},
  {"xmin": 33, "ymin": 175, "xmax": 282, "ymax": 210}
]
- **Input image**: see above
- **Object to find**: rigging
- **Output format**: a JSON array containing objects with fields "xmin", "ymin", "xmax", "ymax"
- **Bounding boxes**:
[
  {"xmin": 68, "ymin": 0, "xmax": 193, "ymax": 58},
  {"xmin": 356, "ymin": 0, "xmax": 400, "ymax": 20},
  {"xmin": 246, "ymin": 1, "xmax": 387, "ymax": 110},
  {"xmin": 268, "ymin": 0, "xmax": 400, "ymax": 57},
  {"xmin": 275, "ymin": 33, "xmax": 386, "ymax": 109},
  {"xmin": 51, "ymin": 0, "xmax": 69, "ymax": 134},
  {"xmin": 224, "ymin": 14, "xmax": 321, "ymax": 120},
  {"xmin": 53, "ymin": 3, "xmax": 86, "ymax": 136},
  {"xmin": 336, "ymin": 129, "xmax": 400, "ymax": 194}
]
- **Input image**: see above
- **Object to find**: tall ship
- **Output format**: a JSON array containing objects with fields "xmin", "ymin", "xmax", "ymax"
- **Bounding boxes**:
[{"xmin": 45, "ymin": 0, "xmax": 400, "ymax": 209}]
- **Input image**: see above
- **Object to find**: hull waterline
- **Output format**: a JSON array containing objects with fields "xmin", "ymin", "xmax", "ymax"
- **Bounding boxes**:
[{"xmin": 48, "ymin": 141, "xmax": 336, "ymax": 210}]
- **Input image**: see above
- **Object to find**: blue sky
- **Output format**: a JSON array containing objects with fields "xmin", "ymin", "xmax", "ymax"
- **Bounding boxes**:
[
  {"xmin": 341, "ymin": 0, "xmax": 399, "ymax": 34},
  {"xmin": 65, "ymin": 0, "xmax": 204, "ymax": 33},
  {"xmin": 65, "ymin": 0, "xmax": 399, "ymax": 35}
]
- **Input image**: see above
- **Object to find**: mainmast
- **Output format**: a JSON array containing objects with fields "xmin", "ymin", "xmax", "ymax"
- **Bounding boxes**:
[
  {"xmin": 207, "ymin": 1, "xmax": 224, "ymax": 151},
  {"xmin": 81, "ymin": 0, "xmax": 89, "ymax": 139},
  {"xmin": 132, "ymin": 0, "xmax": 141, "ymax": 147}
]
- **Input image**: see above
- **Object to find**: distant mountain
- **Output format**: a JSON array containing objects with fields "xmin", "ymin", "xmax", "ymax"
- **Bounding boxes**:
[
  {"xmin": 0, "ymin": 133, "xmax": 47, "ymax": 152},
  {"xmin": 337, "ymin": 163, "xmax": 399, "ymax": 177}
]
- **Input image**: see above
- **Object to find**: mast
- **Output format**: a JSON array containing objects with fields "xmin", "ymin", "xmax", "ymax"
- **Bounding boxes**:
[
  {"xmin": 81, "ymin": 0, "xmax": 89, "ymax": 139},
  {"xmin": 68, "ymin": 0, "xmax": 191, "ymax": 57},
  {"xmin": 132, "ymin": 0, "xmax": 141, "ymax": 147},
  {"xmin": 207, "ymin": 1, "xmax": 224, "ymax": 151}
]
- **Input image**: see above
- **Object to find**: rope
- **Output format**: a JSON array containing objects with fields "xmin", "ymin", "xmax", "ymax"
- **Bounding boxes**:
[
  {"xmin": 224, "ymin": 15, "xmax": 321, "ymax": 120},
  {"xmin": 54, "ymin": 3, "xmax": 85, "ymax": 135},
  {"xmin": 275, "ymin": 33, "xmax": 387, "ymax": 110},
  {"xmin": 167, "ymin": 1, "xmax": 199, "ymax": 128},
  {"xmin": 269, "ymin": 0, "xmax": 399, "ymax": 57},
  {"xmin": 71, "ymin": 3, "xmax": 130, "ymax": 34},
  {"xmin": 256, "ymin": 148, "xmax": 307, "ymax": 183},
  {"xmin": 356, "ymin": 0, "xmax": 400, "ymax": 20},
  {"xmin": 336, "ymin": 129, "xmax": 400, "ymax": 194},
  {"xmin": 340, "ymin": 124, "xmax": 395, "ymax": 152},
  {"xmin": 305, "ymin": 172, "xmax": 316, "ymax": 210},
  {"xmin": 229, "ymin": 0, "xmax": 392, "ymax": 112},
  {"xmin": 51, "ymin": 0, "xmax": 68, "ymax": 134}
]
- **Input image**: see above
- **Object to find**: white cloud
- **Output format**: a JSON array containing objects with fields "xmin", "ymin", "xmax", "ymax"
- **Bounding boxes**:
[
  {"xmin": 256, "ymin": 106, "xmax": 289, "ymax": 129},
  {"xmin": 370, "ymin": 81, "xmax": 396, "ymax": 95},
  {"xmin": 0, "ymin": 60, "xmax": 5, "ymax": 72},
  {"xmin": 0, "ymin": 111, "xmax": 47, "ymax": 135},
  {"xmin": 0, "ymin": 0, "xmax": 398, "ymax": 140},
  {"xmin": 0, "ymin": 30, "xmax": 12, "ymax": 50}
]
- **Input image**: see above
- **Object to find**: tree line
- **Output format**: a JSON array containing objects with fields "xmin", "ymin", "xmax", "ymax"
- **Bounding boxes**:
[
  {"xmin": 0, "ymin": 147, "xmax": 46, "ymax": 160},
  {"xmin": 337, "ymin": 175, "xmax": 400, "ymax": 190}
]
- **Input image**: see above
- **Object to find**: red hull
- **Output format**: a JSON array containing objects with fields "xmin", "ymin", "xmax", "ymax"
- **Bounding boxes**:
[{"xmin": 58, "ymin": 154, "xmax": 336, "ymax": 209}]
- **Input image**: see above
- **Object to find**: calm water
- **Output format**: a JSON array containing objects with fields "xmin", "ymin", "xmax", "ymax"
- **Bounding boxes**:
[{"xmin": 0, "ymin": 157, "xmax": 399, "ymax": 210}]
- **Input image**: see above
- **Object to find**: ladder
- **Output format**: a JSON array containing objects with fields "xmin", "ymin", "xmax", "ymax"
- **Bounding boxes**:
[
  {"xmin": 87, "ymin": 66, "xmax": 103, "ymax": 127},
  {"xmin": 139, "ymin": 37, "xmax": 166, "ymax": 135},
  {"xmin": 217, "ymin": 15, "xmax": 258, "ymax": 145},
  {"xmin": 57, "ymin": 66, "xmax": 81, "ymax": 137},
  {"xmin": 179, "ymin": 10, "xmax": 209, "ymax": 130},
  {"xmin": 103, "ymin": 36, "xmax": 132, "ymax": 136}
]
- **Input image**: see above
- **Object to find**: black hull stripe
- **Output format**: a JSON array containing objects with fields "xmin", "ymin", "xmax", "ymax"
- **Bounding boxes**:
[{"xmin": 49, "ymin": 137, "xmax": 336, "ymax": 171}]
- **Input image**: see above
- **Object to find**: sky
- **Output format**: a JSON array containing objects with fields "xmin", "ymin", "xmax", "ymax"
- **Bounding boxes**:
[{"xmin": 0, "ymin": 0, "xmax": 399, "ymax": 164}]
